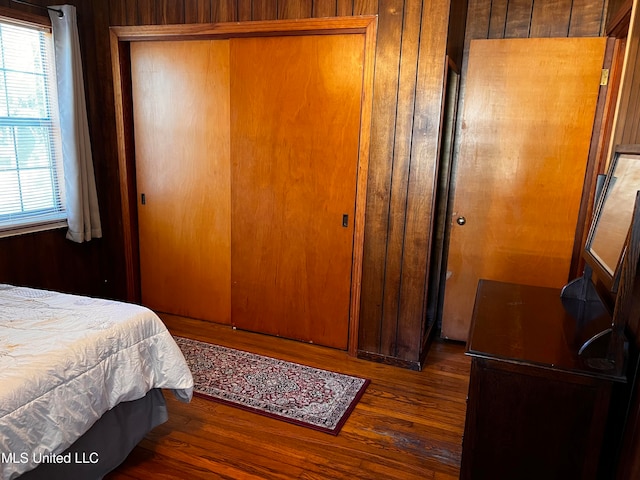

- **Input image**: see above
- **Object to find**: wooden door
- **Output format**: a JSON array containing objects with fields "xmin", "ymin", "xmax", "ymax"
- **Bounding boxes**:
[
  {"xmin": 230, "ymin": 34, "xmax": 365, "ymax": 349},
  {"xmin": 131, "ymin": 40, "xmax": 232, "ymax": 323},
  {"xmin": 441, "ymin": 38, "xmax": 607, "ymax": 341}
]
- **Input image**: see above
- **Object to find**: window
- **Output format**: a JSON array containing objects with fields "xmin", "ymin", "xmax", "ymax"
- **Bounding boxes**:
[{"xmin": 0, "ymin": 18, "xmax": 64, "ymax": 237}]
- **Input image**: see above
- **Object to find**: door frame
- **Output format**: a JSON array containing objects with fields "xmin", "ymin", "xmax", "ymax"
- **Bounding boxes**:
[{"xmin": 109, "ymin": 17, "xmax": 377, "ymax": 355}]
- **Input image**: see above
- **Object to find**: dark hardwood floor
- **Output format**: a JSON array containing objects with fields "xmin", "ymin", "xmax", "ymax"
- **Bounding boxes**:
[{"xmin": 106, "ymin": 315, "xmax": 470, "ymax": 479}]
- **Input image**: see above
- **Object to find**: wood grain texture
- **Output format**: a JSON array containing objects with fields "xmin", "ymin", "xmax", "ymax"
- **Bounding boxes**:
[
  {"xmin": 252, "ymin": 0, "xmax": 277, "ymax": 20},
  {"xmin": 462, "ymin": 357, "xmax": 614, "ymax": 479},
  {"xmin": 237, "ymin": 0, "xmax": 251, "ymax": 20},
  {"xmin": 136, "ymin": 0, "xmax": 156, "ymax": 24},
  {"xmin": 230, "ymin": 34, "xmax": 364, "ymax": 349},
  {"xmin": 396, "ymin": 0, "xmax": 450, "ymax": 359},
  {"xmin": 131, "ymin": 40, "xmax": 232, "ymax": 324},
  {"xmin": 488, "ymin": 0, "xmax": 508, "ymax": 38},
  {"xmin": 105, "ymin": 315, "xmax": 471, "ymax": 480},
  {"xmin": 110, "ymin": 30, "xmax": 140, "ymax": 302},
  {"xmin": 569, "ymin": 0, "xmax": 606, "ymax": 36},
  {"xmin": 337, "ymin": 0, "xmax": 353, "ymax": 16},
  {"xmin": 278, "ymin": 0, "xmax": 312, "ymax": 19},
  {"xmin": 504, "ymin": 0, "xmax": 533, "ymax": 37},
  {"xmin": 313, "ymin": 0, "xmax": 336, "ymax": 17},
  {"xmin": 109, "ymin": 0, "xmax": 127, "ymax": 26},
  {"xmin": 617, "ymin": 6, "xmax": 640, "ymax": 147},
  {"xmin": 442, "ymin": 37, "xmax": 607, "ymax": 342},
  {"xmin": 353, "ymin": 0, "xmax": 378, "ymax": 15},
  {"xmin": 84, "ymin": 0, "xmax": 131, "ymax": 301},
  {"xmin": 530, "ymin": 0, "xmax": 573, "ymax": 37},
  {"xmin": 212, "ymin": 0, "xmax": 237, "ymax": 22},
  {"xmin": 358, "ymin": 0, "xmax": 404, "ymax": 355},
  {"xmin": 349, "ymin": 18, "xmax": 378, "ymax": 355},
  {"xmin": 607, "ymin": 0, "xmax": 632, "ymax": 30},
  {"xmin": 111, "ymin": 17, "xmax": 374, "ymax": 41},
  {"xmin": 157, "ymin": 0, "xmax": 185, "ymax": 24},
  {"xmin": 125, "ymin": 0, "xmax": 137, "ymax": 25},
  {"xmin": 184, "ymin": 0, "xmax": 211, "ymax": 23},
  {"xmin": 380, "ymin": 0, "xmax": 421, "ymax": 357},
  {"xmin": 0, "ymin": 0, "xmax": 614, "ymax": 369}
]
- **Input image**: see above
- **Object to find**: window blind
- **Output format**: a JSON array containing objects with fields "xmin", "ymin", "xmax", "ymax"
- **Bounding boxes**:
[{"xmin": 0, "ymin": 19, "xmax": 65, "ymax": 237}]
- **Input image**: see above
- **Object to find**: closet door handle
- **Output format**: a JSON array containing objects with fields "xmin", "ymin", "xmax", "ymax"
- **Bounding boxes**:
[{"xmin": 342, "ymin": 214, "xmax": 349, "ymax": 227}]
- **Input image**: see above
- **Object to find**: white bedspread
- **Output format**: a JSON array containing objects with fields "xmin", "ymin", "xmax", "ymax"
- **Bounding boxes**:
[{"xmin": 0, "ymin": 284, "xmax": 194, "ymax": 480}]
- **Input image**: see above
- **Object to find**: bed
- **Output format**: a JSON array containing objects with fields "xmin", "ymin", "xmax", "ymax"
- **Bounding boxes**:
[{"xmin": 0, "ymin": 284, "xmax": 194, "ymax": 480}]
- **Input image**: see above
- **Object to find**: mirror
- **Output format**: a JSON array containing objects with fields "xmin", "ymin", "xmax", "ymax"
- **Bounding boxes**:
[{"xmin": 585, "ymin": 145, "xmax": 640, "ymax": 290}]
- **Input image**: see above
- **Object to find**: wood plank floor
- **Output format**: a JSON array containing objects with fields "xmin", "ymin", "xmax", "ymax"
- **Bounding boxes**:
[{"xmin": 106, "ymin": 315, "xmax": 470, "ymax": 479}]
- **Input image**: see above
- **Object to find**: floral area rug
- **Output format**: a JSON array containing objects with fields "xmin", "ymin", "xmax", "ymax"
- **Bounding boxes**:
[{"xmin": 173, "ymin": 336, "xmax": 370, "ymax": 435}]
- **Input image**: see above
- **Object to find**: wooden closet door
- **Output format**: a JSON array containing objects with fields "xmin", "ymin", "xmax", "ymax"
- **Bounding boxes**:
[
  {"xmin": 230, "ymin": 34, "xmax": 365, "ymax": 349},
  {"xmin": 131, "ymin": 40, "xmax": 231, "ymax": 323},
  {"xmin": 441, "ymin": 38, "xmax": 607, "ymax": 341}
]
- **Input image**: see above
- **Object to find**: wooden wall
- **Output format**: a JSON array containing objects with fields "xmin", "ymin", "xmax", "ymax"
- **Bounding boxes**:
[
  {"xmin": 0, "ymin": 0, "xmax": 465, "ymax": 365},
  {"xmin": 0, "ymin": 0, "xmax": 125, "ymax": 299},
  {"xmin": 613, "ymin": 1, "xmax": 640, "ymax": 145},
  {"xmin": 0, "ymin": 0, "xmax": 613, "ymax": 365}
]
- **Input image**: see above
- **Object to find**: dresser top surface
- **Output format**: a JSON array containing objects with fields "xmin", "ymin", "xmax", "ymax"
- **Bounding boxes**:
[{"xmin": 466, "ymin": 279, "xmax": 625, "ymax": 381}]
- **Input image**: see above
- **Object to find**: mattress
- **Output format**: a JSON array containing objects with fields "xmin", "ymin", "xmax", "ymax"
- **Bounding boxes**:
[{"xmin": 0, "ymin": 284, "xmax": 194, "ymax": 480}]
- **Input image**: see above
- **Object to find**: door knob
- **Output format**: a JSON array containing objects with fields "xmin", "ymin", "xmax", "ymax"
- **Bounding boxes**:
[{"xmin": 456, "ymin": 216, "xmax": 466, "ymax": 226}]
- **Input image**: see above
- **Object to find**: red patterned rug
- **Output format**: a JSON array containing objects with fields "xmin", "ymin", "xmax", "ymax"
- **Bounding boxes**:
[{"xmin": 173, "ymin": 336, "xmax": 370, "ymax": 435}]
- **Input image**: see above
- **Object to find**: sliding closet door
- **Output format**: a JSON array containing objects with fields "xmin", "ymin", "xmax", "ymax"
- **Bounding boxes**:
[
  {"xmin": 131, "ymin": 40, "xmax": 231, "ymax": 323},
  {"xmin": 230, "ymin": 34, "xmax": 365, "ymax": 349}
]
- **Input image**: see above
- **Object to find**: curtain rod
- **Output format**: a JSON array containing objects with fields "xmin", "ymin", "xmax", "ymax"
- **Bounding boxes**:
[{"xmin": 10, "ymin": 0, "xmax": 63, "ymax": 18}]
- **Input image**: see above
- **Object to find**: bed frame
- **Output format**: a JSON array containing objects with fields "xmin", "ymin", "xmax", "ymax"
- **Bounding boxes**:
[{"xmin": 20, "ymin": 389, "xmax": 167, "ymax": 479}]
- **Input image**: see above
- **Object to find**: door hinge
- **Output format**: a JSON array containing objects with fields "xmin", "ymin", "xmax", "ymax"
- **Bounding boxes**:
[{"xmin": 600, "ymin": 69, "xmax": 610, "ymax": 86}]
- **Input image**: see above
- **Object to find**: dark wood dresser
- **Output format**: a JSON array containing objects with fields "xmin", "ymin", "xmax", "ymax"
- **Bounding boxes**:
[{"xmin": 460, "ymin": 279, "xmax": 627, "ymax": 480}]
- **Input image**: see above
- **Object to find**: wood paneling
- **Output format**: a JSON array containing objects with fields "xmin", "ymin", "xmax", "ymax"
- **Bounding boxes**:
[
  {"xmin": 313, "ymin": 0, "xmax": 336, "ymax": 17},
  {"xmin": 105, "ymin": 0, "xmax": 460, "ymax": 366},
  {"xmin": 607, "ymin": 0, "xmax": 633, "ymax": 30},
  {"xmin": 380, "ymin": 0, "xmax": 422, "ymax": 357},
  {"xmin": 136, "ymin": 0, "xmax": 156, "ymax": 24},
  {"xmin": 488, "ymin": 0, "xmax": 508, "ymax": 38},
  {"xmin": 358, "ymin": 0, "xmax": 405, "ymax": 356},
  {"xmin": 504, "ymin": 0, "xmax": 534, "ymax": 37},
  {"xmin": 212, "ymin": 0, "xmax": 236, "ymax": 22},
  {"xmin": 396, "ymin": 0, "xmax": 451, "ymax": 360},
  {"xmin": 530, "ymin": 0, "xmax": 574, "ymax": 37},
  {"xmin": 569, "ymin": 0, "xmax": 606, "ymax": 36},
  {"xmin": 157, "ymin": 0, "xmax": 184, "ymax": 24},
  {"xmin": 0, "ymin": 0, "xmax": 613, "ymax": 367},
  {"xmin": 185, "ymin": 0, "xmax": 211, "ymax": 23},
  {"xmin": 252, "ymin": 0, "xmax": 277, "ymax": 20},
  {"xmin": 278, "ymin": 0, "xmax": 312, "ymax": 19},
  {"xmin": 618, "ymin": 34, "xmax": 640, "ymax": 144}
]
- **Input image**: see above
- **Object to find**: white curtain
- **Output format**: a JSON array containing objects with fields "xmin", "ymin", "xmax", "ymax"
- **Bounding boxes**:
[{"xmin": 49, "ymin": 5, "xmax": 102, "ymax": 243}]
